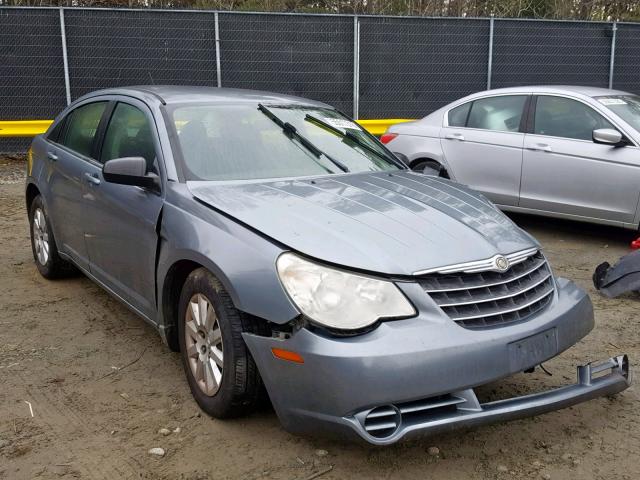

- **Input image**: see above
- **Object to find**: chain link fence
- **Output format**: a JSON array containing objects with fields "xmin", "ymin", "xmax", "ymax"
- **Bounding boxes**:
[
  {"xmin": 219, "ymin": 13, "xmax": 354, "ymax": 115},
  {"xmin": 613, "ymin": 22, "xmax": 640, "ymax": 94},
  {"xmin": 65, "ymin": 9, "xmax": 219, "ymax": 100},
  {"xmin": 492, "ymin": 20, "xmax": 613, "ymax": 88},
  {"xmin": 0, "ymin": 8, "xmax": 67, "ymax": 152},
  {"xmin": 359, "ymin": 17, "xmax": 489, "ymax": 118},
  {"xmin": 2, "ymin": 7, "xmax": 640, "ymax": 153}
]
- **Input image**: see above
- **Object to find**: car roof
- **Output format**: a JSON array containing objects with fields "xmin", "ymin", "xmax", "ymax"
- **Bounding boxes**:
[
  {"xmin": 77, "ymin": 85, "xmax": 332, "ymax": 108},
  {"xmin": 473, "ymin": 85, "xmax": 631, "ymax": 98}
]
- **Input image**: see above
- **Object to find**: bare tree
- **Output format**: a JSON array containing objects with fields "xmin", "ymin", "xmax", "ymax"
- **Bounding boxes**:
[{"xmin": 1, "ymin": 0, "xmax": 639, "ymax": 21}]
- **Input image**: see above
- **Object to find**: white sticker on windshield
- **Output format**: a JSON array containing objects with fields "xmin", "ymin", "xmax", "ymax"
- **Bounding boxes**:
[
  {"xmin": 598, "ymin": 98, "xmax": 627, "ymax": 106},
  {"xmin": 322, "ymin": 117, "xmax": 360, "ymax": 130}
]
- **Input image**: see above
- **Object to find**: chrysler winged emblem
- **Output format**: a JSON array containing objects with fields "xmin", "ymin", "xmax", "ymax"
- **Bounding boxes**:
[{"xmin": 494, "ymin": 255, "xmax": 510, "ymax": 272}]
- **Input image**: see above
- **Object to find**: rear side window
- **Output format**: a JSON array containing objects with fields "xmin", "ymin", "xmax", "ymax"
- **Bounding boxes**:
[
  {"xmin": 60, "ymin": 102, "xmax": 107, "ymax": 158},
  {"xmin": 467, "ymin": 95, "xmax": 527, "ymax": 132},
  {"xmin": 101, "ymin": 103, "xmax": 158, "ymax": 173},
  {"xmin": 534, "ymin": 96, "xmax": 614, "ymax": 141},
  {"xmin": 448, "ymin": 103, "xmax": 471, "ymax": 127}
]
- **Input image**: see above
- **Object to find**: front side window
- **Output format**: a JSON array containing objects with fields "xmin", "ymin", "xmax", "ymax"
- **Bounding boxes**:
[
  {"xmin": 597, "ymin": 95, "xmax": 640, "ymax": 133},
  {"xmin": 466, "ymin": 95, "xmax": 527, "ymax": 132},
  {"xmin": 171, "ymin": 103, "xmax": 400, "ymax": 181},
  {"xmin": 534, "ymin": 96, "xmax": 614, "ymax": 141},
  {"xmin": 101, "ymin": 103, "xmax": 158, "ymax": 173},
  {"xmin": 60, "ymin": 102, "xmax": 107, "ymax": 158},
  {"xmin": 47, "ymin": 117, "xmax": 66, "ymax": 143}
]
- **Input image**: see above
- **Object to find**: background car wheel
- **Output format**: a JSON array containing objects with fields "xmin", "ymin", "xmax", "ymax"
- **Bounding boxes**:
[
  {"xmin": 29, "ymin": 195, "xmax": 75, "ymax": 279},
  {"xmin": 411, "ymin": 159, "xmax": 449, "ymax": 178},
  {"xmin": 178, "ymin": 267, "xmax": 267, "ymax": 418}
]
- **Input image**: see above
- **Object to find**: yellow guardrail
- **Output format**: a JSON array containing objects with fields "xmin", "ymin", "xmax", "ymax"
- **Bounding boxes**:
[
  {"xmin": 356, "ymin": 119, "xmax": 414, "ymax": 136},
  {"xmin": 0, "ymin": 120, "xmax": 54, "ymax": 137},
  {"xmin": 0, "ymin": 118, "xmax": 414, "ymax": 138}
]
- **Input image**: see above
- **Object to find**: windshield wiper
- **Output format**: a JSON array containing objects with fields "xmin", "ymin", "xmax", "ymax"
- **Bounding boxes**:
[
  {"xmin": 304, "ymin": 114, "xmax": 405, "ymax": 169},
  {"xmin": 258, "ymin": 104, "xmax": 349, "ymax": 173}
]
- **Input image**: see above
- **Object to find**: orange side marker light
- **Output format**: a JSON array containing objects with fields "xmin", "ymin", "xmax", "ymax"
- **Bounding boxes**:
[{"xmin": 271, "ymin": 348, "xmax": 304, "ymax": 364}]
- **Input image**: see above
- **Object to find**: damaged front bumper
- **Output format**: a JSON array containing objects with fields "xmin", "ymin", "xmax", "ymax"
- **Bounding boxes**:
[
  {"xmin": 243, "ymin": 279, "xmax": 631, "ymax": 445},
  {"xmin": 346, "ymin": 355, "xmax": 630, "ymax": 445}
]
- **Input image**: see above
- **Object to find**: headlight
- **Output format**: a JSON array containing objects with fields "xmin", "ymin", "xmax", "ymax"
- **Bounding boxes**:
[{"xmin": 276, "ymin": 252, "xmax": 415, "ymax": 331}]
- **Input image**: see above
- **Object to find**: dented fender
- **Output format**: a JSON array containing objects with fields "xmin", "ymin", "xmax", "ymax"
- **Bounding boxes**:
[{"xmin": 156, "ymin": 183, "xmax": 300, "ymax": 331}]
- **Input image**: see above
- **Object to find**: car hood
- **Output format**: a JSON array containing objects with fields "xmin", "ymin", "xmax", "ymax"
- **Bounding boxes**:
[{"xmin": 187, "ymin": 171, "xmax": 538, "ymax": 276}]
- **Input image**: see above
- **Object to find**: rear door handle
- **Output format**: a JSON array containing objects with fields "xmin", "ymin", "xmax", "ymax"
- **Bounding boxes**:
[
  {"xmin": 46, "ymin": 151, "xmax": 58, "ymax": 161},
  {"xmin": 445, "ymin": 133, "xmax": 465, "ymax": 141},
  {"xmin": 527, "ymin": 143, "xmax": 552, "ymax": 152},
  {"xmin": 84, "ymin": 172, "xmax": 101, "ymax": 186}
]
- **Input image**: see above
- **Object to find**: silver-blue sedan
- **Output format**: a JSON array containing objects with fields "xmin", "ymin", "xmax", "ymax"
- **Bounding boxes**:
[
  {"xmin": 384, "ymin": 86, "xmax": 640, "ymax": 230},
  {"xmin": 26, "ymin": 86, "xmax": 630, "ymax": 444}
]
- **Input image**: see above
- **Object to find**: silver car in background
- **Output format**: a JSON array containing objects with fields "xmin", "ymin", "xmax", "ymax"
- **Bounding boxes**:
[{"xmin": 384, "ymin": 86, "xmax": 640, "ymax": 230}]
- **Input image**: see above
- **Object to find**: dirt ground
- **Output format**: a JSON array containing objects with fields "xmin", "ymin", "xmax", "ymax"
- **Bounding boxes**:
[{"xmin": 1, "ymin": 155, "xmax": 638, "ymax": 480}]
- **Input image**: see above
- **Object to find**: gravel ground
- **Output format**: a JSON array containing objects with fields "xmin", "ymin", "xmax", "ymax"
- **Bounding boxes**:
[
  {"xmin": 0, "ymin": 156, "xmax": 638, "ymax": 480},
  {"xmin": 0, "ymin": 154, "xmax": 28, "ymax": 185}
]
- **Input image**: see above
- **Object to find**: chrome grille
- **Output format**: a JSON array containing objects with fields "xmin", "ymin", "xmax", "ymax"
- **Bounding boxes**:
[{"xmin": 418, "ymin": 251, "xmax": 554, "ymax": 329}]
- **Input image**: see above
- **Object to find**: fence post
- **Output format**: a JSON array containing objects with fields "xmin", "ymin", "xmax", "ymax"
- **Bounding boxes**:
[
  {"xmin": 353, "ymin": 15, "xmax": 360, "ymax": 120},
  {"xmin": 59, "ymin": 7, "xmax": 71, "ymax": 106},
  {"xmin": 486, "ymin": 15, "xmax": 494, "ymax": 90},
  {"xmin": 215, "ymin": 12, "xmax": 222, "ymax": 88},
  {"xmin": 609, "ymin": 21, "xmax": 617, "ymax": 89}
]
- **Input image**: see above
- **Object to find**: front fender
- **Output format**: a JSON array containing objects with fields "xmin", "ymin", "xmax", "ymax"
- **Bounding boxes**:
[{"xmin": 157, "ymin": 186, "xmax": 300, "ymax": 329}]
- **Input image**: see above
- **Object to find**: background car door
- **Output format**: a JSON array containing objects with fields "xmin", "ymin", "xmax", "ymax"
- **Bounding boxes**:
[
  {"xmin": 82, "ymin": 100, "xmax": 164, "ymax": 320},
  {"xmin": 440, "ymin": 95, "xmax": 528, "ymax": 206},
  {"xmin": 520, "ymin": 95, "xmax": 640, "ymax": 224},
  {"xmin": 45, "ymin": 101, "xmax": 108, "ymax": 271}
]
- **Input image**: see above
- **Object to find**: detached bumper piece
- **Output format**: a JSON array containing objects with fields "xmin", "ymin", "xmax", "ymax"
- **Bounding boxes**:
[
  {"xmin": 349, "ymin": 355, "xmax": 630, "ymax": 445},
  {"xmin": 593, "ymin": 249, "xmax": 640, "ymax": 298}
]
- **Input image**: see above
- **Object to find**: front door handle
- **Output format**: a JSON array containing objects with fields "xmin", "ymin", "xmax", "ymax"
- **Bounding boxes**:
[
  {"xmin": 526, "ymin": 143, "xmax": 552, "ymax": 152},
  {"xmin": 46, "ymin": 151, "xmax": 58, "ymax": 162},
  {"xmin": 445, "ymin": 133, "xmax": 465, "ymax": 141},
  {"xmin": 84, "ymin": 172, "xmax": 101, "ymax": 186}
]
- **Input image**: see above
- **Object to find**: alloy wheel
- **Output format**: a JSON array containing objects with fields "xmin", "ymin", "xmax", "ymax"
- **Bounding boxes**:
[
  {"xmin": 184, "ymin": 293, "xmax": 224, "ymax": 396},
  {"xmin": 33, "ymin": 208, "xmax": 50, "ymax": 266}
]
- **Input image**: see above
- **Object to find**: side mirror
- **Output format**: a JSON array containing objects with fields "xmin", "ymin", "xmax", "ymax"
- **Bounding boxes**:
[
  {"xmin": 593, "ymin": 128, "xmax": 624, "ymax": 146},
  {"xmin": 102, "ymin": 157, "xmax": 158, "ymax": 190}
]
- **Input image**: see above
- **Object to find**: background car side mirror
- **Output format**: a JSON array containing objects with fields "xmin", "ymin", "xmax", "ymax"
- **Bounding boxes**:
[
  {"xmin": 593, "ymin": 128, "xmax": 624, "ymax": 146},
  {"xmin": 102, "ymin": 157, "xmax": 158, "ymax": 190}
]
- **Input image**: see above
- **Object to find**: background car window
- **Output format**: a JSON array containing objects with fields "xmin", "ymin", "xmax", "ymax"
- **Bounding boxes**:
[
  {"xmin": 60, "ymin": 102, "xmax": 107, "ymax": 158},
  {"xmin": 534, "ymin": 96, "xmax": 614, "ymax": 141},
  {"xmin": 101, "ymin": 103, "xmax": 158, "ymax": 173},
  {"xmin": 467, "ymin": 95, "xmax": 527, "ymax": 132},
  {"xmin": 448, "ymin": 102, "xmax": 471, "ymax": 127}
]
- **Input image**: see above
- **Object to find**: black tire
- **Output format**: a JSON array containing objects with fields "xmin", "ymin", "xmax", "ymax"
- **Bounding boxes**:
[
  {"xmin": 178, "ymin": 267, "xmax": 267, "ymax": 418},
  {"xmin": 412, "ymin": 159, "xmax": 449, "ymax": 178},
  {"xmin": 29, "ymin": 195, "xmax": 75, "ymax": 279}
]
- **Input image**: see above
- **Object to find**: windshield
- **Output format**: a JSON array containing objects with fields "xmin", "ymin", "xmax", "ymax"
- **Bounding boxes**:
[
  {"xmin": 170, "ymin": 103, "xmax": 400, "ymax": 181},
  {"xmin": 596, "ymin": 95, "xmax": 640, "ymax": 132}
]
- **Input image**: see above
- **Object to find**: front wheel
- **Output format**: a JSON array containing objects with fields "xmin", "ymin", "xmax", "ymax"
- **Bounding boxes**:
[{"xmin": 178, "ymin": 268, "xmax": 266, "ymax": 418}]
